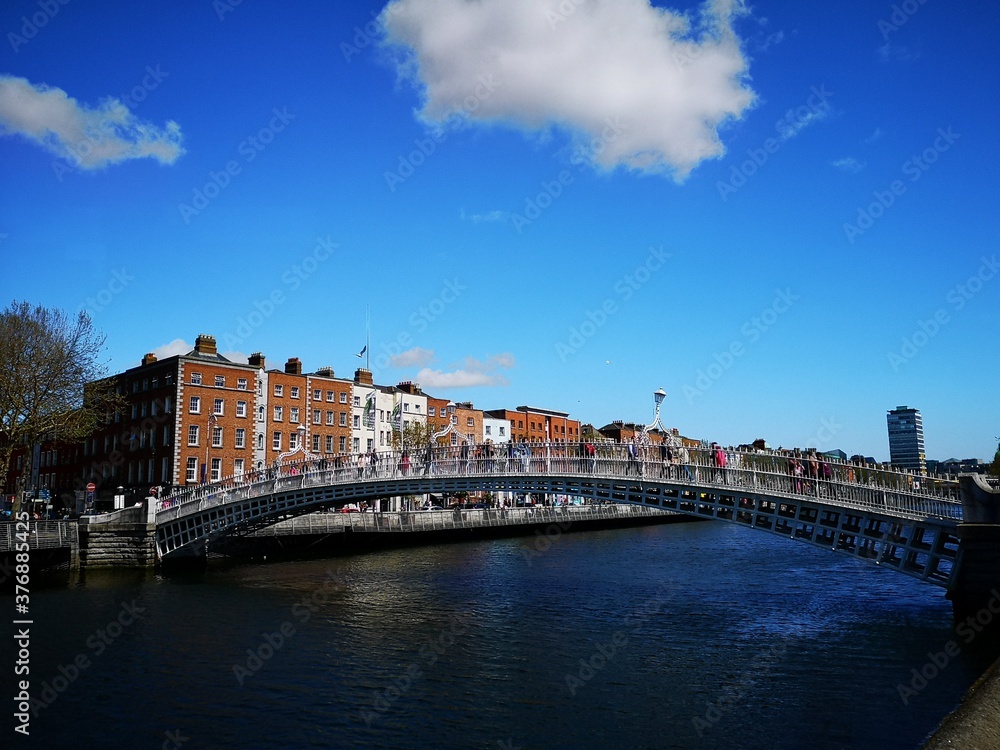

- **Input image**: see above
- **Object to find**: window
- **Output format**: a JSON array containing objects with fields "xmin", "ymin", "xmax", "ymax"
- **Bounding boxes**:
[
  {"xmin": 256, "ymin": 434, "xmax": 264, "ymax": 450},
  {"xmin": 214, "ymin": 375, "xmax": 225, "ymax": 387},
  {"xmin": 429, "ymin": 407, "xmax": 436, "ymax": 417},
  {"xmin": 274, "ymin": 384, "xmax": 284, "ymax": 397},
  {"xmin": 325, "ymin": 435, "xmax": 334, "ymax": 453},
  {"xmin": 273, "ymin": 406, "xmax": 283, "ymax": 421},
  {"xmin": 467, "ymin": 418, "xmax": 475, "ymax": 427},
  {"xmin": 151, "ymin": 400, "xmax": 159, "ymax": 416},
  {"xmin": 272, "ymin": 432, "xmax": 281, "ymax": 450},
  {"xmin": 234, "ymin": 458, "xmax": 245, "ymax": 477},
  {"xmin": 289, "ymin": 432, "xmax": 299, "ymax": 450},
  {"xmin": 353, "ymin": 437, "xmax": 360, "ymax": 452},
  {"xmin": 165, "ymin": 373, "xmax": 173, "ymax": 385},
  {"xmin": 187, "ymin": 425, "xmax": 200, "ymax": 446},
  {"xmin": 236, "ymin": 400, "xmax": 247, "ymax": 417},
  {"xmin": 151, "ymin": 377, "xmax": 158, "ymax": 389},
  {"xmin": 132, "ymin": 381, "xmax": 139, "ymax": 393},
  {"xmin": 213, "ymin": 398, "xmax": 224, "ymax": 415},
  {"xmin": 142, "ymin": 378, "xmax": 148, "ymax": 391},
  {"xmin": 191, "ymin": 372, "xmax": 202, "ymax": 385},
  {"xmin": 186, "ymin": 457, "xmax": 198, "ymax": 482},
  {"xmin": 237, "ymin": 378, "xmax": 248, "ymax": 390},
  {"xmin": 403, "ymin": 403, "xmax": 410, "ymax": 412},
  {"xmin": 339, "ymin": 392, "xmax": 347, "ymax": 404},
  {"xmin": 165, "ymin": 397, "xmax": 173, "ymax": 413},
  {"xmin": 313, "ymin": 389, "xmax": 321, "ymax": 401},
  {"xmin": 353, "ymin": 415, "xmax": 360, "ymax": 428},
  {"xmin": 212, "ymin": 426, "xmax": 223, "ymax": 448},
  {"xmin": 211, "ymin": 458, "xmax": 221, "ymax": 482},
  {"xmin": 141, "ymin": 402, "xmax": 148, "ymax": 417},
  {"xmin": 235, "ymin": 428, "xmax": 246, "ymax": 448},
  {"xmin": 131, "ymin": 404, "xmax": 138, "ymax": 419},
  {"xmin": 290, "ymin": 387, "xmax": 300, "ymax": 399},
  {"xmin": 326, "ymin": 411, "xmax": 334, "ymax": 426},
  {"xmin": 518, "ymin": 420, "xmax": 524, "ymax": 429},
  {"xmin": 257, "ymin": 406, "xmax": 264, "ymax": 421},
  {"xmin": 312, "ymin": 409, "xmax": 321, "ymax": 424},
  {"xmin": 339, "ymin": 412, "xmax": 347, "ymax": 427},
  {"xmin": 486, "ymin": 425, "xmax": 492, "ymax": 435},
  {"xmin": 312, "ymin": 435, "xmax": 321, "ymax": 452},
  {"xmin": 163, "ymin": 426, "xmax": 172, "ymax": 446},
  {"xmin": 415, "ymin": 404, "xmax": 421, "ymax": 413},
  {"xmin": 353, "ymin": 395, "xmax": 360, "ymax": 406},
  {"xmin": 499, "ymin": 426, "xmax": 506, "ymax": 437},
  {"xmin": 339, "ymin": 436, "xmax": 347, "ymax": 452},
  {"xmin": 326, "ymin": 390, "xmax": 335, "ymax": 402},
  {"xmin": 189, "ymin": 396, "xmax": 201, "ymax": 414},
  {"xmin": 290, "ymin": 407, "xmax": 300, "ymax": 423}
]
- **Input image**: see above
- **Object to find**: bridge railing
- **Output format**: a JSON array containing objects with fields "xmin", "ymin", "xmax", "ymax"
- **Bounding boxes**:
[{"xmin": 155, "ymin": 444, "xmax": 963, "ymax": 524}]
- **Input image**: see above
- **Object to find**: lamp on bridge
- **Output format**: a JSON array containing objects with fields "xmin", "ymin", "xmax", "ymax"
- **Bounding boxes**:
[{"xmin": 643, "ymin": 387, "xmax": 668, "ymax": 444}]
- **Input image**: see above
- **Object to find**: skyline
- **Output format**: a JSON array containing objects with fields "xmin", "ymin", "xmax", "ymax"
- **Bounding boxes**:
[{"xmin": 1, "ymin": 0, "xmax": 997, "ymax": 462}]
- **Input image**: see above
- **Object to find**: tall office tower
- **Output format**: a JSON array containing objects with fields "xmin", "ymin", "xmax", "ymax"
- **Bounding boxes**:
[{"xmin": 887, "ymin": 405, "xmax": 926, "ymax": 473}]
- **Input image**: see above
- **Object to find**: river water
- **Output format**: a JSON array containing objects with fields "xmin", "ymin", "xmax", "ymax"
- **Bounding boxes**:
[{"xmin": 11, "ymin": 521, "xmax": 997, "ymax": 749}]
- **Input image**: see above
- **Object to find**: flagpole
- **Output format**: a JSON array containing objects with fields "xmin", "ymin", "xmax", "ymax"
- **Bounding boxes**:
[{"xmin": 365, "ymin": 304, "xmax": 370, "ymax": 371}]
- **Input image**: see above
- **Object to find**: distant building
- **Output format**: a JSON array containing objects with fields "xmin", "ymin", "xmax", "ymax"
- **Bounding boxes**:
[{"xmin": 886, "ymin": 405, "xmax": 926, "ymax": 473}]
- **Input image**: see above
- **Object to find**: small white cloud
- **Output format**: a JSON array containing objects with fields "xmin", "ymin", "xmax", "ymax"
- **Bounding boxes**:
[
  {"xmin": 415, "ymin": 352, "xmax": 514, "ymax": 388},
  {"xmin": 221, "ymin": 350, "xmax": 250, "ymax": 363},
  {"xmin": 391, "ymin": 346, "xmax": 435, "ymax": 367},
  {"xmin": 148, "ymin": 338, "xmax": 192, "ymax": 360},
  {"xmin": 832, "ymin": 156, "xmax": 865, "ymax": 173},
  {"xmin": 0, "ymin": 75, "xmax": 184, "ymax": 169},
  {"xmin": 878, "ymin": 42, "xmax": 919, "ymax": 63},
  {"xmin": 777, "ymin": 104, "xmax": 829, "ymax": 142},
  {"xmin": 864, "ymin": 127, "xmax": 883, "ymax": 144},
  {"xmin": 381, "ymin": 0, "xmax": 756, "ymax": 180}
]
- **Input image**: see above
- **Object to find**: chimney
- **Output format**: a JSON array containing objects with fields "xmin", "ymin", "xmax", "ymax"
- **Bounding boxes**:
[
  {"xmin": 285, "ymin": 357, "xmax": 302, "ymax": 375},
  {"xmin": 142, "ymin": 352, "xmax": 158, "ymax": 366},
  {"xmin": 194, "ymin": 334, "xmax": 217, "ymax": 355},
  {"xmin": 248, "ymin": 352, "xmax": 266, "ymax": 369},
  {"xmin": 315, "ymin": 366, "xmax": 334, "ymax": 377},
  {"xmin": 396, "ymin": 381, "xmax": 422, "ymax": 395},
  {"xmin": 354, "ymin": 368, "xmax": 373, "ymax": 386}
]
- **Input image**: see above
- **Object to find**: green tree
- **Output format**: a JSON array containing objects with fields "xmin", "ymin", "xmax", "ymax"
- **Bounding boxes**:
[
  {"xmin": 0, "ymin": 301, "xmax": 122, "ymax": 513},
  {"xmin": 390, "ymin": 419, "xmax": 435, "ymax": 451},
  {"xmin": 990, "ymin": 440, "xmax": 1000, "ymax": 477}
]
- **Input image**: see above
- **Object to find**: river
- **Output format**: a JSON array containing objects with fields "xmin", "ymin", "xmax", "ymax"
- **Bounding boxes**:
[{"xmin": 10, "ymin": 520, "xmax": 997, "ymax": 749}]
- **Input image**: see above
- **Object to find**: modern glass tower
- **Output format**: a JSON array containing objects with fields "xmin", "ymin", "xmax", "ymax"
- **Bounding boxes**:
[{"xmin": 886, "ymin": 405, "xmax": 926, "ymax": 473}]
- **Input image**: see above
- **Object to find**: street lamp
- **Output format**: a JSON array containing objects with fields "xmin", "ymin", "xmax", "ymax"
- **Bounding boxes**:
[{"xmin": 643, "ymin": 387, "xmax": 668, "ymax": 444}]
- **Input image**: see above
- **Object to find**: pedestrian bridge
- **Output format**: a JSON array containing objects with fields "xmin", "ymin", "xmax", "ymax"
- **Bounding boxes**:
[{"xmin": 150, "ymin": 444, "xmax": 966, "ymax": 588}]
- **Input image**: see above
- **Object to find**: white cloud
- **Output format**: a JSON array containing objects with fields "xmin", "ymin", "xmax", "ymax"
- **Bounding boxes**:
[
  {"xmin": 415, "ymin": 353, "xmax": 514, "ymax": 388},
  {"xmin": 391, "ymin": 346, "xmax": 435, "ymax": 367},
  {"xmin": 864, "ymin": 127, "xmax": 883, "ymax": 144},
  {"xmin": 381, "ymin": 0, "xmax": 756, "ymax": 179},
  {"xmin": 832, "ymin": 156, "xmax": 865, "ymax": 173},
  {"xmin": 777, "ymin": 104, "xmax": 828, "ymax": 142},
  {"xmin": 148, "ymin": 338, "xmax": 192, "ymax": 360},
  {"xmin": 0, "ymin": 75, "xmax": 184, "ymax": 169}
]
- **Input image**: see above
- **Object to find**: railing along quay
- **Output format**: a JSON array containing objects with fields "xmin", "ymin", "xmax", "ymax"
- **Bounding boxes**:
[
  {"xmin": 0, "ymin": 520, "xmax": 80, "ymax": 552},
  {"xmin": 156, "ymin": 443, "xmax": 963, "ymax": 527}
]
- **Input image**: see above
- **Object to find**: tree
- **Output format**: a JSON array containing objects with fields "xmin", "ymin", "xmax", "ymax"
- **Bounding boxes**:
[
  {"xmin": 0, "ymin": 301, "xmax": 122, "ymax": 513},
  {"xmin": 390, "ymin": 420, "xmax": 435, "ymax": 451},
  {"xmin": 991, "ymin": 439, "xmax": 1000, "ymax": 477}
]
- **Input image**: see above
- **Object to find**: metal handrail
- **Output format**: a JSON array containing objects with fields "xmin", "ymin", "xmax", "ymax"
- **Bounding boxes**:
[{"xmin": 154, "ymin": 443, "xmax": 963, "ymax": 525}]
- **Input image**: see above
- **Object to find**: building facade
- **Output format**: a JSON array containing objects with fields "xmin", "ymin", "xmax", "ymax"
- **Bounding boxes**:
[{"xmin": 887, "ymin": 405, "xmax": 926, "ymax": 473}]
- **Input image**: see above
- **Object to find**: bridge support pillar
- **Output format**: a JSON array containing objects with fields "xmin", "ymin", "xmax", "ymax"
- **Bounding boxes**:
[{"xmin": 947, "ymin": 474, "xmax": 1000, "ymax": 622}]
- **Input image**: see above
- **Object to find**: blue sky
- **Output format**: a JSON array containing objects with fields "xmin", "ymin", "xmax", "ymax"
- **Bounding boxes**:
[{"xmin": 1, "ymin": 0, "xmax": 997, "ymax": 462}]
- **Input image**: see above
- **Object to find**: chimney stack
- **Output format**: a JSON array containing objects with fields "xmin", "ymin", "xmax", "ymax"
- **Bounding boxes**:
[
  {"xmin": 194, "ymin": 334, "xmax": 217, "ymax": 355},
  {"xmin": 141, "ymin": 352, "xmax": 158, "ymax": 366},
  {"xmin": 285, "ymin": 357, "xmax": 303, "ymax": 375},
  {"xmin": 354, "ymin": 368, "xmax": 373, "ymax": 386},
  {"xmin": 248, "ymin": 352, "xmax": 266, "ymax": 369}
]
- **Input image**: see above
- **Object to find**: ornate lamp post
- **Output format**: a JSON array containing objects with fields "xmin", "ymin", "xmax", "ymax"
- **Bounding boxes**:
[{"xmin": 640, "ymin": 387, "xmax": 667, "ymax": 445}]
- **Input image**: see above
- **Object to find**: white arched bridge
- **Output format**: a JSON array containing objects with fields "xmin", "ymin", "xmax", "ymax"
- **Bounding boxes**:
[{"xmin": 152, "ymin": 444, "xmax": 967, "ymax": 588}]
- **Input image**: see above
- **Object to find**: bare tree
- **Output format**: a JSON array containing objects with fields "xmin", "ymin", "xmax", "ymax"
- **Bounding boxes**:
[{"xmin": 0, "ymin": 301, "xmax": 122, "ymax": 513}]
